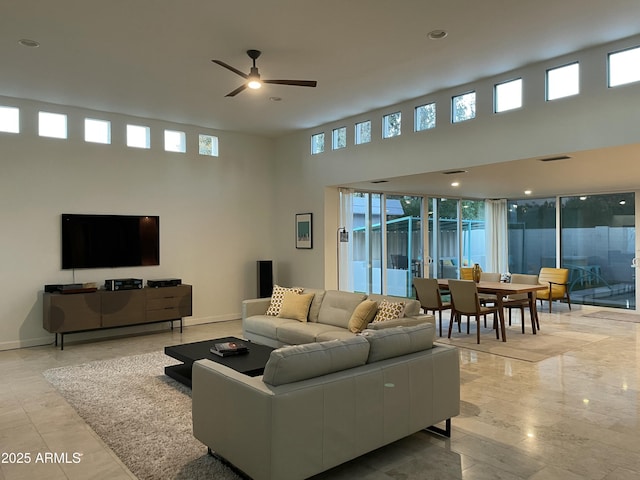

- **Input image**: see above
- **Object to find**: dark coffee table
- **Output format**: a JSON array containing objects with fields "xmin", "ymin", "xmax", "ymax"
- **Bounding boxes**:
[{"xmin": 164, "ymin": 336, "xmax": 274, "ymax": 387}]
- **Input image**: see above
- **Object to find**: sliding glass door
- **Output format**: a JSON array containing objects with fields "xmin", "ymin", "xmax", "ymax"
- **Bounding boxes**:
[{"xmin": 560, "ymin": 193, "xmax": 635, "ymax": 309}]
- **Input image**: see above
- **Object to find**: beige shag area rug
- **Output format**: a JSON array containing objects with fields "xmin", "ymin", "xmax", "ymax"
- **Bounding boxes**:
[
  {"xmin": 435, "ymin": 319, "xmax": 609, "ymax": 362},
  {"xmin": 43, "ymin": 352, "xmax": 241, "ymax": 480},
  {"xmin": 582, "ymin": 310, "xmax": 640, "ymax": 323}
]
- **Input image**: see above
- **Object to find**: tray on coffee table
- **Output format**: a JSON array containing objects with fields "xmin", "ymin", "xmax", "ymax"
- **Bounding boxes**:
[{"xmin": 164, "ymin": 336, "xmax": 274, "ymax": 388}]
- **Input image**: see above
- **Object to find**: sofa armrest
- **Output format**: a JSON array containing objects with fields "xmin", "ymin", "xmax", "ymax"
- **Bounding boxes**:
[
  {"xmin": 242, "ymin": 297, "xmax": 272, "ymax": 320},
  {"xmin": 366, "ymin": 313, "xmax": 435, "ymax": 330}
]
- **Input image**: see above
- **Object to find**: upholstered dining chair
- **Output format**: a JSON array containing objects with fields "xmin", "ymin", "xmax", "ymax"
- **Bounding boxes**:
[
  {"xmin": 537, "ymin": 267, "xmax": 571, "ymax": 313},
  {"xmin": 460, "ymin": 267, "xmax": 474, "ymax": 280},
  {"xmin": 447, "ymin": 279, "xmax": 500, "ymax": 344},
  {"xmin": 413, "ymin": 278, "xmax": 452, "ymax": 337},
  {"xmin": 478, "ymin": 272, "xmax": 501, "ymax": 326},
  {"xmin": 503, "ymin": 273, "xmax": 539, "ymax": 333}
]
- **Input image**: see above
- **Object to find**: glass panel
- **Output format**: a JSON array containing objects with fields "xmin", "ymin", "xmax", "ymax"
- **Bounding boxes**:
[
  {"xmin": 351, "ymin": 192, "xmax": 383, "ymax": 294},
  {"xmin": 84, "ymin": 118, "xmax": 111, "ymax": 144},
  {"xmin": 435, "ymin": 198, "xmax": 460, "ymax": 279},
  {"xmin": 382, "ymin": 112, "xmax": 401, "ymax": 138},
  {"xmin": 126, "ymin": 124, "xmax": 150, "ymax": 148},
  {"xmin": 164, "ymin": 130, "xmax": 186, "ymax": 152},
  {"xmin": 355, "ymin": 120, "xmax": 371, "ymax": 144},
  {"xmin": 311, "ymin": 133, "xmax": 324, "ymax": 154},
  {"xmin": 507, "ymin": 198, "xmax": 557, "ymax": 274},
  {"xmin": 415, "ymin": 103, "xmax": 436, "ymax": 131},
  {"xmin": 547, "ymin": 63, "xmax": 580, "ymax": 100},
  {"xmin": 386, "ymin": 195, "xmax": 422, "ymax": 297},
  {"xmin": 609, "ymin": 46, "xmax": 640, "ymax": 87},
  {"xmin": 332, "ymin": 127, "xmax": 346, "ymax": 150},
  {"xmin": 39, "ymin": 111, "xmax": 67, "ymax": 139},
  {"xmin": 495, "ymin": 78, "xmax": 523, "ymax": 112},
  {"xmin": 199, "ymin": 134, "xmax": 219, "ymax": 156},
  {"xmin": 0, "ymin": 106, "xmax": 20, "ymax": 133},
  {"xmin": 561, "ymin": 193, "xmax": 635, "ymax": 309},
  {"xmin": 452, "ymin": 91, "xmax": 476, "ymax": 123},
  {"xmin": 461, "ymin": 200, "xmax": 486, "ymax": 270}
]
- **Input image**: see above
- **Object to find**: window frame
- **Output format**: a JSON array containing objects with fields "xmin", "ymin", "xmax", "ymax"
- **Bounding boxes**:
[
  {"xmin": 382, "ymin": 111, "xmax": 402, "ymax": 139},
  {"xmin": 451, "ymin": 91, "xmax": 476, "ymax": 124},
  {"xmin": 546, "ymin": 62, "xmax": 580, "ymax": 101},
  {"xmin": 608, "ymin": 45, "xmax": 640, "ymax": 88},
  {"xmin": 494, "ymin": 78, "xmax": 523, "ymax": 113},
  {"xmin": 414, "ymin": 102, "xmax": 436, "ymax": 132}
]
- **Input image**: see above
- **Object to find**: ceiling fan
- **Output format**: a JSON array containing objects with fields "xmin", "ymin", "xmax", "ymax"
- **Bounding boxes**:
[{"xmin": 212, "ymin": 49, "xmax": 317, "ymax": 97}]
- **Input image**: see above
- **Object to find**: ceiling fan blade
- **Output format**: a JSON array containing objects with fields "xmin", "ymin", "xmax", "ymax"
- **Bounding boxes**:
[
  {"xmin": 211, "ymin": 60, "xmax": 248, "ymax": 79},
  {"xmin": 225, "ymin": 84, "xmax": 248, "ymax": 97},
  {"xmin": 263, "ymin": 80, "xmax": 317, "ymax": 87}
]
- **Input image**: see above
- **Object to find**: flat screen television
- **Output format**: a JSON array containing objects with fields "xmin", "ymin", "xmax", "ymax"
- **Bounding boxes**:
[{"xmin": 61, "ymin": 214, "xmax": 159, "ymax": 269}]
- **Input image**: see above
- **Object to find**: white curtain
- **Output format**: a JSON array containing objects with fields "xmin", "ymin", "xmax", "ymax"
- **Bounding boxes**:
[
  {"xmin": 338, "ymin": 188, "xmax": 354, "ymax": 291},
  {"xmin": 485, "ymin": 199, "xmax": 509, "ymax": 273}
]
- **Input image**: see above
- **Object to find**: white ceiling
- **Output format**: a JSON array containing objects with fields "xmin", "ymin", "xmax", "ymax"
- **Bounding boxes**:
[{"xmin": 3, "ymin": 0, "xmax": 640, "ymax": 198}]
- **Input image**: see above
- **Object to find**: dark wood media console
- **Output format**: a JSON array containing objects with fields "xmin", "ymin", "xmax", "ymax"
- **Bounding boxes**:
[{"xmin": 43, "ymin": 284, "xmax": 192, "ymax": 349}]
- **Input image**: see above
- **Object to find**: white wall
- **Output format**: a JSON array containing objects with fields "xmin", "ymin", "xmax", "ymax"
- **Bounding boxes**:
[
  {"xmin": 0, "ymin": 97, "xmax": 275, "ymax": 349},
  {"xmin": 272, "ymin": 35, "xmax": 640, "ymax": 291}
]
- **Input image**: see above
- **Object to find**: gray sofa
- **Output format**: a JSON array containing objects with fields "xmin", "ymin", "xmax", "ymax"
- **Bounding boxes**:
[
  {"xmin": 193, "ymin": 323, "xmax": 460, "ymax": 480},
  {"xmin": 242, "ymin": 288, "xmax": 435, "ymax": 348}
]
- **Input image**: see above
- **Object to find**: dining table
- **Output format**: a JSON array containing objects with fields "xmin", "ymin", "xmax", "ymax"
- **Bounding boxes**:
[{"xmin": 437, "ymin": 279, "xmax": 549, "ymax": 342}]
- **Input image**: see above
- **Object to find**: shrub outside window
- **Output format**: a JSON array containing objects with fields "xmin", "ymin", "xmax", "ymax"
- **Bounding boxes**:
[
  {"xmin": 332, "ymin": 127, "xmax": 347, "ymax": 150},
  {"xmin": 547, "ymin": 63, "xmax": 579, "ymax": 100},
  {"xmin": 415, "ymin": 103, "xmax": 436, "ymax": 131},
  {"xmin": 452, "ymin": 92, "xmax": 476, "ymax": 123},
  {"xmin": 383, "ymin": 112, "xmax": 401, "ymax": 138},
  {"xmin": 355, "ymin": 121, "xmax": 371, "ymax": 144},
  {"xmin": 199, "ymin": 134, "xmax": 219, "ymax": 156},
  {"xmin": 311, "ymin": 133, "xmax": 325, "ymax": 154}
]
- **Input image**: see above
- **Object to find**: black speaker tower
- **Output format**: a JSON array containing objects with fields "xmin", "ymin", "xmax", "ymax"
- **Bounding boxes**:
[{"xmin": 257, "ymin": 260, "xmax": 273, "ymax": 298}]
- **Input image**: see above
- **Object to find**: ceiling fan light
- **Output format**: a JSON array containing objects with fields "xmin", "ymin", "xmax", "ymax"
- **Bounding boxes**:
[{"xmin": 248, "ymin": 80, "xmax": 262, "ymax": 89}]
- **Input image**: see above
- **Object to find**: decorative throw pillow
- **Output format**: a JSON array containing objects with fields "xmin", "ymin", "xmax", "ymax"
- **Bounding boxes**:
[
  {"xmin": 266, "ymin": 285, "xmax": 304, "ymax": 316},
  {"xmin": 348, "ymin": 300, "xmax": 379, "ymax": 333},
  {"xmin": 373, "ymin": 299, "xmax": 405, "ymax": 323},
  {"xmin": 278, "ymin": 291, "xmax": 315, "ymax": 322}
]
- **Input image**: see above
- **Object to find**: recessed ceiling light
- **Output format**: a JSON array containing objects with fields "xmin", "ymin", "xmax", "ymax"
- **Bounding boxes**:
[
  {"xmin": 619, "ymin": 200, "xmax": 626, "ymax": 205},
  {"xmin": 524, "ymin": 190, "xmax": 532, "ymax": 195},
  {"xmin": 451, "ymin": 182, "xmax": 459, "ymax": 187},
  {"xmin": 18, "ymin": 38, "xmax": 40, "ymax": 48},
  {"xmin": 580, "ymin": 196, "xmax": 587, "ymax": 200},
  {"xmin": 269, "ymin": 96, "xmax": 282, "ymax": 102},
  {"xmin": 427, "ymin": 30, "xmax": 448, "ymax": 40}
]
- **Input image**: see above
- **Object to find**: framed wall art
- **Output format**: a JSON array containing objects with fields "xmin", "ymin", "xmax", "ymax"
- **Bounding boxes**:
[{"xmin": 295, "ymin": 213, "xmax": 312, "ymax": 249}]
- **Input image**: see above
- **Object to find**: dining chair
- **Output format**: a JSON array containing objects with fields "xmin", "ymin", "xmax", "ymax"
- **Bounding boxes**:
[
  {"xmin": 447, "ymin": 279, "xmax": 500, "ymax": 344},
  {"xmin": 503, "ymin": 273, "xmax": 539, "ymax": 333},
  {"xmin": 478, "ymin": 272, "xmax": 501, "ymax": 326},
  {"xmin": 412, "ymin": 278, "xmax": 452, "ymax": 337},
  {"xmin": 460, "ymin": 267, "xmax": 474, "ymax": 280},
  {"xmin": 537, "ymin": 267, "xmax": 571, "ymax": 313}
]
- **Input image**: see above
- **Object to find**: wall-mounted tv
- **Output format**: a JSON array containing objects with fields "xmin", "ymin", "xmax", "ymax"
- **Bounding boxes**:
[{"xmin": 62, "ymin": 214, "xmax": 159, "ymax": 270}]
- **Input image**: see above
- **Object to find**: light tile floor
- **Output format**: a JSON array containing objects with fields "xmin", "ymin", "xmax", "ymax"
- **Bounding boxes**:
[{"xmin": 1, "ymin": 305, "xmax": 639, "ymax": 479}]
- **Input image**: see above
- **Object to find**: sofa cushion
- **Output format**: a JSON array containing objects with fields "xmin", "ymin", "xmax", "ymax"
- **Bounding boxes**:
[
  {"xmin": 317, "ymin": 290, "xmax": 367, "ymax": 329},
  {"xmin": 302, "ymin": 288, "xmax": 326, "ymax": 323},
  {"xmin": 372, "ymin": 299, "xmax": 405, "ymax": 323},
  {"xmin": 277, "ymin": 291, "xmax": 315, "ymax": 322},
  {"xmin": 361, "ymin": 323, "xmax": 435, "ymax": 363},
  {"xmin": 244, "ymin": 314, "xmax": 298, "ymax": 339},
  {"xmin": 348, "ymin": 299, "xmax": 378, "ymax": 333},
  {"xmin": 262, "ymin": 336, "xmax": 370, "ymax": 386},
  {"xmin": 266, "ymin": 285, "xmax": 303, "ymax": 316},
  {"xmin": 316, "ymin": 329, "xmax": 357, "ymax": 342},
  {"xmin": 277, "ymin": 322, "xmax": 346, "ymax": 345},
  {"xmin": 368, "ymin": 294, "xmax": 421, "ymax": 317}
]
